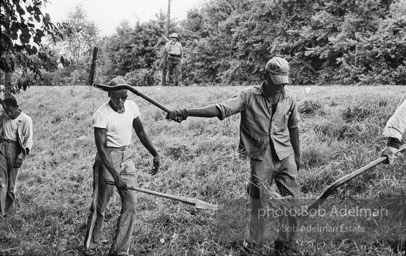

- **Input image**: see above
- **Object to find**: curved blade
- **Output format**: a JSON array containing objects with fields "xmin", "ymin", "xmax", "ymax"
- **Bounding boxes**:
[
  {"xmin": 308, "ymin": 147, "xmax": 405, "ymax": 211},
  {"xmin": 93, "ymin": 83, "xmax": 171, "ymax": 113}
]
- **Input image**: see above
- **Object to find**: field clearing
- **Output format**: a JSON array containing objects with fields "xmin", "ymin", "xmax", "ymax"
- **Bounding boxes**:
[{"xmin": 1, "ymin": 85, "xmax": 406, "ymax": 256}]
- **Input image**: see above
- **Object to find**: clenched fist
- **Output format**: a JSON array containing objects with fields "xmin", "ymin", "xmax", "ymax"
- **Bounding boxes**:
[{"xmin": 166, "ymin": 109, "xmax": 188, "ymax": 123}]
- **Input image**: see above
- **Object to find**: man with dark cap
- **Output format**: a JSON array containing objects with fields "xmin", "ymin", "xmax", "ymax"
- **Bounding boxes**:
[
  {"xmin": 164, "ymin": 32, "xmax": 183, "ymax": 86},
  {"xmin": 84, "ymin": 76, "xmax": 160, "ymax": 256},
  {"xmin": 0, "ymin": 95, "xmax": 33, "ymax": 217},
  {"xmin": 381, "ymin": 93, "xmax": 406, "ymax": 164},
  {"xmin": 166, "ymin": 57, "xmax": 301, "ymax": 255}
]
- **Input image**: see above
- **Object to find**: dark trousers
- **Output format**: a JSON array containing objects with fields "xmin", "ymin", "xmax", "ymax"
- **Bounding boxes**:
[
  {"xmin": 167, "ymin": 59, "xmax": 182, "ymax": 86},
  {"xmin": 244, "ymin": 148, "xmax": 301, "ymax": 249}
]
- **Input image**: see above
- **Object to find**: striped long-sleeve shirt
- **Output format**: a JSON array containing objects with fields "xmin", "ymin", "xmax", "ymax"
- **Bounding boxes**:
[{"xmin": 215, "ymin": 83, "xmax": 300, "ymax": 161}]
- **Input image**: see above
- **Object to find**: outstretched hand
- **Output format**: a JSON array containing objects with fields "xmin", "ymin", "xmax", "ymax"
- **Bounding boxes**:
[
  {"xmin": 149, "ymin": 155, "xmax": 160, "ymax": 175},
  {"xmin": 166, "ymin": 109, "xmax": 188, "ymax": 123}
]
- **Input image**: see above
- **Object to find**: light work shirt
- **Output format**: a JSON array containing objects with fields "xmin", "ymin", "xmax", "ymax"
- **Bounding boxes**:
[
  {"xmin": 92, "ymin": 100, "xmax": 141, "ymax": 148},
  {"xmin": 215, "ymin": 83, "xmax": 300, "ymax": 160},
  {"xmin": 383, "ymin": 93, "xmax": 406, "ymax": 143},
  {"xmin": 0, "ymin": 111, "xmax": 34, "ymax": 155},
  {"xmin": 165, "ymin": 41, "xmax": 183, "ymax": 56}
]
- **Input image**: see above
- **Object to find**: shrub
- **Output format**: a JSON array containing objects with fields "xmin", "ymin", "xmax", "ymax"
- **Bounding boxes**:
[
  {"xmin": 298, "ymin": 100, "xmax": 322, "ymax": 115},
  {"xmin": 342, "ymin": 106, "xmax": 373, "ymax": 123},
  {"xmin": 125, "ymin": 69, "xmax": 159, "ymax": 86}
]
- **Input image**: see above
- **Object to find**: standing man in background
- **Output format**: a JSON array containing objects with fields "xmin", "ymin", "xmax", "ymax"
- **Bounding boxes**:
[
  {"xmin": 166, "ymin": 57, "xmax": 301, "ymax": 255},
  {"xmin": 84, "ymin": 77, "xmax": 160, "ymax": 256},
  {"xmin": 0, "ymin": 95, "xmax": 33, "ymax": 217},
  {"xmin": 164, "ymin": 33, "xmax": 183, "ymax": 86},
  {"xmin": 381, "ymin": 93, "xmax": 406, "ymax": 164}
]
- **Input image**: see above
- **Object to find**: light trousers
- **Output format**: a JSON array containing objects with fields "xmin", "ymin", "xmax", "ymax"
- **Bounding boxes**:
[
  {"xmin": 0, "ymin": 140, "xmax": 21, "ymax": 217},
  {"xmin": 84, "ymin": 147, "xmax": 137, "ymax": 256}
]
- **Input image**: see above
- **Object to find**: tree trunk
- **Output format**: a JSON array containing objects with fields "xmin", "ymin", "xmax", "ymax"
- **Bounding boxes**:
[
  {"xmin": 161, "ymin": 0, "xmax": 171, "ymax": 86},
  {"xmin": 4, "ymin": 71, "xmax": 12, "ymax": 98}
]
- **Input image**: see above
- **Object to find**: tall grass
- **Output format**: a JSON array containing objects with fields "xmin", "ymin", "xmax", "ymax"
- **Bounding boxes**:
[{"xmin": 0, "ymin": 85, "xmax": 405, "ymax": 255}]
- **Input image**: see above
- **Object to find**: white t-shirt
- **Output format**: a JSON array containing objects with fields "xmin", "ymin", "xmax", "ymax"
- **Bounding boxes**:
[{"xmin": 92, "ymin": 100, "xmax": 141, "ymax": 147}]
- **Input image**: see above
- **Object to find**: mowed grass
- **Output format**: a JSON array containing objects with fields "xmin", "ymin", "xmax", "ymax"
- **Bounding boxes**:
[{"xmin": 0, "ymin": 85, "xmax": 405, "ymax": 256}]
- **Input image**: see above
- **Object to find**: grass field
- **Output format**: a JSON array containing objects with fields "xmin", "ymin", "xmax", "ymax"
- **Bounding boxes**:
[{"xmin": 0, "ymin": 85, "xmax": 405, "ymax": 256}]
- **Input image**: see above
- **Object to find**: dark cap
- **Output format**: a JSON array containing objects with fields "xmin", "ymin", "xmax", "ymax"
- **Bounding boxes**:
[{"xmin": 265, "ymin": 57, "xmax": 290, "ymax": 85}]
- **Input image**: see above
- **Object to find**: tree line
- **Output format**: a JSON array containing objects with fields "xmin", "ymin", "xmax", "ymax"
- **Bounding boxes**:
[{"xmin": 1, "ymin": 0, "xmax": 405, "ymax": 91}]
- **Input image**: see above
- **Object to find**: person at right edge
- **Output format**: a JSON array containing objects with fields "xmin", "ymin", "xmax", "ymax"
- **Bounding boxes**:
[
  {"xmin": 381, "ymin": 93, "xmax": 406, "ymax": 164},
  {"xmin": 166, "ymin": 57, "xmax": 301, "ymax": 255}
]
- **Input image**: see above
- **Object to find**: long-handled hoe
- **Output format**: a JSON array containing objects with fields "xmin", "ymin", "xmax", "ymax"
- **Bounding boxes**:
[
  {"xmin": 106, "ymin": 181, "xmax": 218, "ymax": 210},
  {"xmin": 88, "ymin": 47, "xmax": 172, "ymax": 114},
  {"xmin": 307, "ymin": 147, "xmax": 405, "ymax": 211}
]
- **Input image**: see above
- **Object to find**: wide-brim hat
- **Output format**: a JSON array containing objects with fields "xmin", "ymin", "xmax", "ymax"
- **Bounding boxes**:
[{"xmin": 108, "ymin": 77, "xmax": 129, "ymax": 95}]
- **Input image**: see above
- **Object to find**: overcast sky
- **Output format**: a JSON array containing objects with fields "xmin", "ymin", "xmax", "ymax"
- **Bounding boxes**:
[{"xmin": 43, "ymin": 0, "xmax": 204, "ymax": 36}]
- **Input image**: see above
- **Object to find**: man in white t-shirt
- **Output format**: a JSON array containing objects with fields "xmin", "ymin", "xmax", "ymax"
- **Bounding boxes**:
[{"xmin": 84, "ymin": 77, "xmax": 160, "ymax": 256}]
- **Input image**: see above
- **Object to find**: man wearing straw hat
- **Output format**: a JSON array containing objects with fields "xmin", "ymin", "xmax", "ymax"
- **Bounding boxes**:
[
  {"xmin": 164, "ymin": 32, "xmax": 183, "ymax": 86},
  {"xmin": 84, "ymin": 76, "xmax": 160, "ymax": 256},
  {"xmin": 166, "ymin": 57, "xmax": 301, "ymax": 255}
]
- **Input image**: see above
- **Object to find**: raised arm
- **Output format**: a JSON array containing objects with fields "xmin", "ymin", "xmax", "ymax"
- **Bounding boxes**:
[
  {"xmin": 187, "ymin": 105, "xmax": 220, "ymax": 117},
  {"xmin": 166, "ymin": 90, "xmax": 248, "ymax": 123}
]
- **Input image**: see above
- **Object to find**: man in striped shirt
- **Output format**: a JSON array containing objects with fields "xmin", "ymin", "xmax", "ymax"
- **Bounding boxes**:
[{"xmin": 166, "ymin": 57, "xmax": 301, "ymax": 255}]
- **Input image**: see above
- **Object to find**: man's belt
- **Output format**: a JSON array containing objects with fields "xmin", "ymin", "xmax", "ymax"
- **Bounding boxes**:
[
  {"xmin": 0, "ymin": 138, "xmax": 18, "ymax": 144},
  {"xmin": 106, "ymin": 145, "xmax": 129, "ymax": 151}
]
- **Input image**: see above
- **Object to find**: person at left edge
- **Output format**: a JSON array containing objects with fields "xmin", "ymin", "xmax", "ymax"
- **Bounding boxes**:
[
  {"xmin": 0, "ymin": 95, "xmax": 33, "ymax": 217},
  {"xmin": 84, "ymin": 77, "xmax": 160, "ymax": 256}
]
